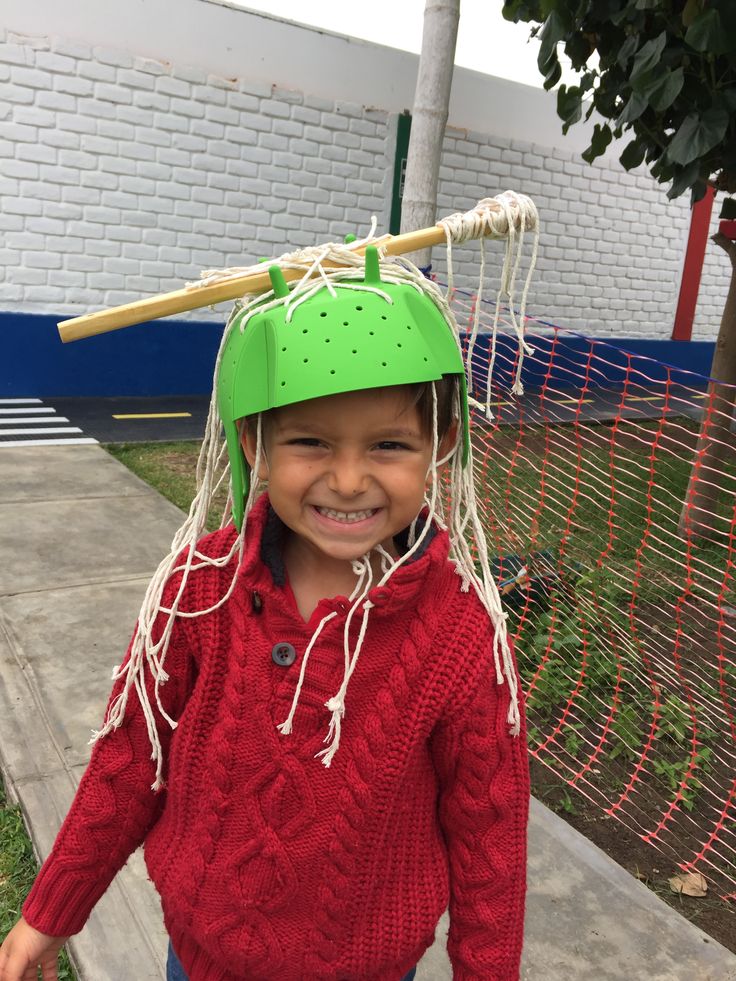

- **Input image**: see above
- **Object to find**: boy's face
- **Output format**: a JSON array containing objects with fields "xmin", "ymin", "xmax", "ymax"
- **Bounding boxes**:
[{"xmin": 242, "ymin": 386, "xmax": 453, "ymax": 565}]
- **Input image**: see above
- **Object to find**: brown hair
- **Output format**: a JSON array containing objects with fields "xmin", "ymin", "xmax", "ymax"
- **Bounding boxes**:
[{"xmin": 407, "ymin": 375, "xmax": 458, "ymax": 441}]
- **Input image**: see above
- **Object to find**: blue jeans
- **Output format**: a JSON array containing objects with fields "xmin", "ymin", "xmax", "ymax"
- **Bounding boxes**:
[{"xmin": 167, "ymin": 941, "xmax": 416, "ymax": 980}]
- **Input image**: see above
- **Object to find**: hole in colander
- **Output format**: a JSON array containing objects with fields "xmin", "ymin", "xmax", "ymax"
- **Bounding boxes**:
[
  {"xmin": 381, "ymin": 315, "xmax": 387, "ymax": 321},
  {"xmin": 320, "ymin": 311, "xmax": 327, "ymax": 318},
  {"xmin": 397, "ymin": 342, "xmax": 402, "ymax": 348},
  {"xmin": 302, "ymin": 329, "xmax": 308, "ymax": 334},
  {"xmin": 343, "ymin": 321, "xmax": 349, "ymax": 326},
  {"xmin": 356, "ymin": 305, "xmax": 363, "ymax": 311},
  {"xmin": 352, "ymin": 349, "xmax": 357, "ymax": 354},
  {"xmin": 281, "ymin": 381, "xmax": 286, "ymax": 387},
  {"xmin": 330, "ymin": 369, "xmax": 336, "ymax": 374},
  {"xmin": 282, "ymin": 346, "xmax": 287, "ymax": 352},
  {"xmin": 381, "ymin": 361, "xmax": 387, "ymax": 367},
  {"xmin": 324, "ymin": 338, "xmax": 330, "ymax": 343},
  {"xmin": 303, "ymin": 358, "xmax": 309, "ymax": 363},
  {"xmin": 369, "ymin": 331, "xmax": 374, "ymax": 336}
]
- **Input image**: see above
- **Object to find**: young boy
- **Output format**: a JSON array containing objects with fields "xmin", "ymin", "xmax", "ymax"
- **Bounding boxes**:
[{"xmin": 0, "ymin": 248, "xmax": 529, "ymax": 981}]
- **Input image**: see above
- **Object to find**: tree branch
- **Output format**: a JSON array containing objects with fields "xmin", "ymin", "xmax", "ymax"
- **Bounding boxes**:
[{"xmin": 712, "ymin": 232, "xmax": 736, "ymax": 266}]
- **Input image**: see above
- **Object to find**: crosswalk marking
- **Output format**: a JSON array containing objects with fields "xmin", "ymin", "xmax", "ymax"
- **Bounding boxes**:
[
  {"xmin": 0, "ymin": 427, "xmax": 83, "ymax": 436},
  {"xmin": 0, "ymin": 416, "xmax": 70, "ymax": 425},
  {"xmin": 0, "ymin": 437, "xmax": 98, "ymax": 447},
  {"xmin": 0, "ymin": 398, "xmax": 97, "ymax": 446},
  {"xmin": 0, "ymin": 407, "xmax": 57, "ymax": 415}
]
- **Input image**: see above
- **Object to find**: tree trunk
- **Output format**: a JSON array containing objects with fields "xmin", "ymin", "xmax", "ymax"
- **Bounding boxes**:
[
  {"xmin": 678, "ymin": 233, "xmax": 736, "ymax": 541},
  {"xmin": 400, "ymin": 0, "xmax": 460, "ymax": 269}
]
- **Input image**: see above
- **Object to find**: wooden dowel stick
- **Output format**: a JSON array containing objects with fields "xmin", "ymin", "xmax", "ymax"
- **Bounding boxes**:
[
  {"xmin": 56, "ymin": 191, "xmax": 533, "ymax": 343},
  {"xmin": 57, "ymin": 225, "xmax": 449, "ymax": 343}
]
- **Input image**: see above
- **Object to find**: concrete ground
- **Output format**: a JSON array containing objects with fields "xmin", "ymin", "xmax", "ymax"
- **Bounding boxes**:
[{"xmin": 1, "ymin": 443, "xmax": 735, "ymax": 981}]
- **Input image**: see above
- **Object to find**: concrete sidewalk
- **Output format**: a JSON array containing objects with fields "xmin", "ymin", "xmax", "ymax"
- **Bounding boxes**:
[{"xmin": 1, "ymin": 443, "xmax": 735, "ymax": 981}]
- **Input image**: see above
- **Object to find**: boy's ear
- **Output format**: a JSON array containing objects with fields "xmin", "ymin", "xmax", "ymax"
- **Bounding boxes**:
[
  {"xmin": 438, "ymin": 420, "xmax": 460, "ymax": 461},
  {"xmin": 240, "ymin": 419, "xmax": 270, "ymax": 480}
]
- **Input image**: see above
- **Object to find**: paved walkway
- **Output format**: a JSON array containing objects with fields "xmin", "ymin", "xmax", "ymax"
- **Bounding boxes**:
[{"xmin": 1, "ymin": 443, "xmax": 735, "ymax": 980}]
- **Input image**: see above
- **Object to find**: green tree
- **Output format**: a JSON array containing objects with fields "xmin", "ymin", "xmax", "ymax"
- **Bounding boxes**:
[{"xmin": 502, "ymin": 0, "xmax": 736, "ymax": 539}]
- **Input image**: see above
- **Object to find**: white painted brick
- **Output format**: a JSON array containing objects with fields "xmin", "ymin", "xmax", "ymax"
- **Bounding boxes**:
[
  {"xmin": 17, "ymin": 144, "xmax": 57, "ymax": 165},
  {"xmin": 22, "ymin": 183, "xmax": 61, "ymax": 203},
  {"xmin": 6, "ymin": 230, "xmax": 45, "ymax": 249},
  {"xmin": 134, "ymin": 56, "xmax": 171, "ymax": 76},
  {"xmin": 272, "ymin": 118, "xmax": 301, "ymax": 138},
  {"xmin": 94, "ymin": 83, "xmax": 132, "ymax": 104},
  {"xmin": 2, "ymin": 197, "xmax": 41, "ymax": 216},
  {"xmin": 34, "ymin": 51, "xmax": 76, "ymax": 74},
  {"xmin": 229, "ymin": 90, "xmax": 259, "ymax": 111},
  {"xmin": 0, "ymin": 82, "xmax": 33, "ymax": 105},
  {"xmin": 321, "ymin": 145, "xmax": 348, "ymax": 163},
  {"xmin": 77, "ymin": 61, "xmax": 118, "ymax": 83},
  {"xmin": 211, "ymin": 171, "xmax": 243, "ymax": 191},
  {"xmin": 292, "ymin": 105, "xmax": 320, "ymax": 125},
  {"xmin": 170, "ymin": 97, "xmax": 205, "ymax": 119},
  {"xmin": 158, "ymin": 146, "xmax": 190, "ymax": 166},
  {"xmin": 23, "ymin": 250, "xmax": 63, "ymax": 269},
  {"xmin": 1, "ymin": 121, "xmax": 37, "ymax": 142},
  {"xmin": 191, "ymin": 185, "xmax": 223, "ymax": 205},
  {"xmin": 77, "ymin": 99, "xmax": 117, "ymax": 121},
  {"xmin": 93, "ymin": 47, "xmax": 133, "ymax": 68},
  {"xmin": 207, "ymin": 73, "xmax": 238, "ymax": 91},
  {"xmin": 320, "ymin": 113, "xmax": 349, "ymax": 132},
  {"xmin": 55, "ymin": 73, "xmax": 94, "ymax": 96},
  {"xmin": 0, "ymin": 43, "xmax": 34, "ymax": 66},
  {"xmin": 192, "ymin": 119, "xmax": 225, "ymax": 140},
  {"xmin": 136, "ymin": 91, "xmax": 171, "ymax": 112},
  {"xmin": 303, "ymin": 94, "xmax": 334, "ymax": 112},
  {"xmin": 45, "ymin": 130, "xmax": 81, "ymax": 150},
  {"xmin": 52, "ymin": 38, "xmax": 92, "ymax": 60},
  {"xmin": 154, "ymin": 112, "xmax": 188, "ymax": 134}
]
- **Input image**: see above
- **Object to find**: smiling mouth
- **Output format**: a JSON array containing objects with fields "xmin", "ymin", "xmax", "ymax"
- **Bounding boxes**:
[{"xmin": 314, "ymin": 506, "xmax": 380, "ymax": 524}]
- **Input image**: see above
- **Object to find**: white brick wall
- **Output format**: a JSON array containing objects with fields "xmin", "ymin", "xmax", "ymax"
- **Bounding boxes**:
[
  {"xmin": 0, "ymin": 29, "xmax": 393, "ymax": 321},
  {"xmin": 0, "ymin": 15, "xmax": 730, "ymax": 341}
]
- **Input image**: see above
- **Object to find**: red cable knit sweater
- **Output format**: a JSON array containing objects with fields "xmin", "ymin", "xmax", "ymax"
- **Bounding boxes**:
[{"xmin": 23, "ymin": 494, "xmax": 529, "ymax": 980}]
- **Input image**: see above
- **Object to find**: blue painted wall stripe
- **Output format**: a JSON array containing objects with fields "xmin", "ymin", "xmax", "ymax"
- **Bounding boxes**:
[{"xmin": 2, "ymin": 310, "xmax": 717, "ymax": 398}]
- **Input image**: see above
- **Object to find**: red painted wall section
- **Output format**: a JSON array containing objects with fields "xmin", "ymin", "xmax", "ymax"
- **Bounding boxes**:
[{"xmin": 672, "ymin": 185, "xmax": 716, "ymax": 341}]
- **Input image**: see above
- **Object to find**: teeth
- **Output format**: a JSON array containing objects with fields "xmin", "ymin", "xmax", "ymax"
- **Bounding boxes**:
[{"xmin": 317, "ymin": 507, "xmax": 375, "ymax": 523}]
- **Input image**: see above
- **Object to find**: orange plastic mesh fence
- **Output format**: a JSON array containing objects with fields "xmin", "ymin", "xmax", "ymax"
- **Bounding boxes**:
[{"xmin": 450, "ymin": 288, "xmax": 736, "ymax": 900}]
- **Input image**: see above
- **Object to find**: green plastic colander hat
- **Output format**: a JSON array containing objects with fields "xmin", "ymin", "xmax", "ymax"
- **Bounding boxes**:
[{"xmin": 217, "ymin": 246, "xmax": 470, "ymax": 529}]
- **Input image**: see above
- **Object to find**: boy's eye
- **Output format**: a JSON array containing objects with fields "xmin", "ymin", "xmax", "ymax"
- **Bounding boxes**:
[
  {"xmin": 375, "ymin": 441, "xmax": 409, "ymax": 451},
  {"xmin": 288, "ymin": 437, "xmax": 323, "ymax": 447}
]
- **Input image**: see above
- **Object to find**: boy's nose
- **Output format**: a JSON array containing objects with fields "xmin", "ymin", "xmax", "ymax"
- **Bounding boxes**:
[{"xmin": 326, "ymin": 457, "xmax": 370, "ymax": 498}]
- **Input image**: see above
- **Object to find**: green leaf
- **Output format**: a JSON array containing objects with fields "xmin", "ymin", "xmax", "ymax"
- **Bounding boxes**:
[
  {"xmin": 667, "ymin": 160, "xmax": 701, "ymax": 198},
  {"xmin": 617, "ymin": 35, "xmax": 639, "ymax": 69},
  {"xmin": 717, "ymin": 89, "xmax": 736, "ymax": 113},
  {"xmin": 682, "ymin": 0, "xmax": 700, "ymax": 29},
  {"xmin": 630, "ymin": 32, "xmax": 667, "ymax": 83},
  {"xmin": 557, "ymin": 84, "xmax": 583, "ymax": 132},
  {"xmin": 666, "ymin": 109, "xmax": 730, "ymax": 166},
  {"xmin": 564, "ymin": 32, "xmax": 592, "ymax": 70},
  {"xmin": 685, "ymin": 10, "xmax": 729, "ymax": 55},
  {"xmin": 538, "ymin": 10, "xmax": 566, "ymax": 74},
  {"xmin": 543, "ymin": 58, "xmax": 562, "ymax": 91},
  {"xmin": 582, "ymin": 123, "xmax": 613, "ymax": 163},
  {"xmin": 619, "ymin": 91, "xmax": 648, "ymax": 125},
  {"xmin": 632, "ymin": 66, "xmax": 684, "ymax": 112},
  {"xmin": 620, "ymin": 137, "xmax": 647, "ymax": 170}
]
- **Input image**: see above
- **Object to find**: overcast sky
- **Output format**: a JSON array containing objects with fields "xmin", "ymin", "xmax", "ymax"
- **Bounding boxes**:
[{"xmin": 224, "ymin": 0, "xmax": 551, "ymax": 88}]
